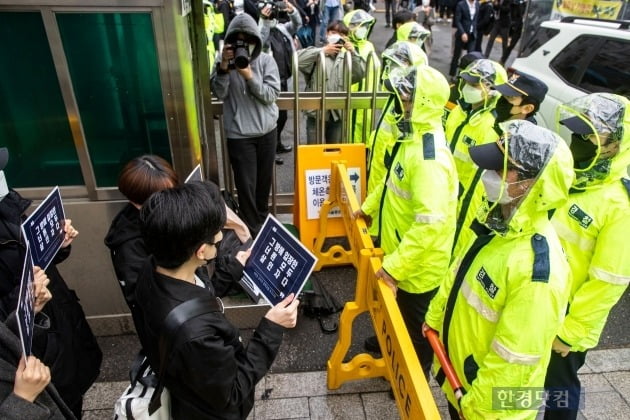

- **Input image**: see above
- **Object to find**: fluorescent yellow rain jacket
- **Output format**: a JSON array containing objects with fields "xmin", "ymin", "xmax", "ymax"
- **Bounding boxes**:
[
  {"xmin": 367, "ymin": 42, "xmax": 427, "ymax": 197},
  {"xmin": 362, "ymin": 66, "xmax": 458, "ymax": 293},
  {"xmin": 344, "ymin": 11, "xmax": 378, "ymax": 144},
  {"xmin": 447, "ymin": 61, "xmax": 507, "ymax": 257},
  {"xmin": 425, "ymin": 124, "xmax": 575, "ymax": 419},
  {"xmin": 551, "ymin": 94, "xmax": 630, "ymax": 352},
  {"xmin": 204, "ymin": 5, "xmax": 217, "ymax": 70}
]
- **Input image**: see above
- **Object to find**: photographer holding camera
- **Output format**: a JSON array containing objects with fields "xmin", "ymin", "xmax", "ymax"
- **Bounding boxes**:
[
  {"xmin": 298, "ymin": 20, "xmax": 365, "ymax": 143},
  {"xmin": 212, "ymin": 13, "xmax": 281, "ymax": 235},
  {"xmin": 259, "ymin": 0, "xmax": 302, "ymax": 165}
]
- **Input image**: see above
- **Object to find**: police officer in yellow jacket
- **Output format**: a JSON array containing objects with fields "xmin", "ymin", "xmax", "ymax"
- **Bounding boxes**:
[
  {"xmin": 357, "ymin": 64, "xmax": 458, "ymax": 377},
  {"xmin": 544, "ymin": 93, "xmax": 630, "ymax": 419},
  {"xmin": 343, "ymin": 9, "xmax": 378, "ymax": 144},
  {"xmin": 425, "ymin": 120, "xmax": 575, "ymax": 419},
  {"xmin": 364, "ymin": 42, "xmax": 427, "ymax": 239},
  {"xmin": 367, "ymin": 41, "xmax": 427, "ymax": 199},
  {"xmin": 447, "ymin": 59, "xmax": 507, "ymax": 257}
]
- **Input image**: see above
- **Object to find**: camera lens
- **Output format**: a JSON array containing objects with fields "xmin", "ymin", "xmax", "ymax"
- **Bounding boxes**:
[{"xmin": 234, "ymin": 47, "xmax": 249, "ymax": 69}]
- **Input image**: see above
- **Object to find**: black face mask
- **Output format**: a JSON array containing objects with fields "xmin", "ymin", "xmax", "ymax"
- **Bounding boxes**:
[
  {"xmin": 570, "ymin": 133, "xmax": 598, "ymax": 168},
  {"xmin": 495, "ymin": 96, "xmax": 515, "ymax": 123}
]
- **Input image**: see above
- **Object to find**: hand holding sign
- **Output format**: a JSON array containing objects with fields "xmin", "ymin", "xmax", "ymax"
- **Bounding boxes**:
[
  {"xmin": 61, "ymin": 219, "xmax": 79, "ymax": 248},
  {"xmin": 32, "ymin": 267, "xmax": 52, "ymax": 314},
  {"xmin": 264, "ymin": 293, "xmax": 300, "ymax": 328},
  {"xmin": 14, "ymin": 356, "xmax": 51, "ymax": 403}
]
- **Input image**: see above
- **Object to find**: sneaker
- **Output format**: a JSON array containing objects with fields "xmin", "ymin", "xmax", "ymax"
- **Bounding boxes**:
[
  {"xmin": 275, "ymin": 157, "xmax": 284, "ymax": 165},
  {"xmin": 276, "ymin": 143, "xmax": 293, "ymax": 154},
  {"xmin": 364, "ymin": 335, "xmax": 381, "ymax": 353},
  {"xmin": 385, "ymin": 23, "xmax": 390, "ymax": 28}
]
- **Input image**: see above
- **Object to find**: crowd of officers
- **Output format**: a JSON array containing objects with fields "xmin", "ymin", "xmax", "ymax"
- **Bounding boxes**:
[{"xmin": 205, "ymin": 1, "xmax": 629, "ymax": 418}]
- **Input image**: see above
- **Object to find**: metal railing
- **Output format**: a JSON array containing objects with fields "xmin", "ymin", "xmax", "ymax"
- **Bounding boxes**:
[{"xmin": 210, "ymin": 48, "xmax": 387, "ymax": 214}]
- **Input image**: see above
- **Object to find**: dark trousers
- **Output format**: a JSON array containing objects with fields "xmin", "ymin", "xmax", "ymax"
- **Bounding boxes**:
[
  {"xmin": 543, "ymin": 350, "xmax": 587, "ymax": 420},
  {"xmin": 227, "ymin": 129, "xmax": 276, "ymax": 235},
  {"xmin": 484, "ymin": 22, "xmax": 510, "ymax": 60},
  {"xmin": 396, "ymin": 287, "xmax": 438, "ymax": 379},
  {"xmin": 277, "ymin": 80, "xmax": 288, "ymax": 147},
  {"xmin": 277, "ymin": 110, "xmax": 287, "ymax": 147},
  {"xmin": 385, "ymin": 0, "xmax": 397, "ymax": 25},
  {"xmin": 501, "ymin": 28, "xmax": 521, "ymax": 64},
  {"xmin": 450, "ymin": 33, "xmax": 476, "ymax": 76}
]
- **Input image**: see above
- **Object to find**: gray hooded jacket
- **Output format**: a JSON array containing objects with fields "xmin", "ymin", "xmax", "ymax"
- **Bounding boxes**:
[{"xmin": 212, "ymin": 13, "xmax": 280, "ymax": 139}]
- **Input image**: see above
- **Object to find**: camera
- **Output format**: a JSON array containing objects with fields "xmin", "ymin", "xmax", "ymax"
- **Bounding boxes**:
[
  {"xmin": 229, "ymin": 39, "xmax": 250, "ymax": 69},
  {"xmin": 258, "ymin": 0, "xmax": 288, "ymax": 14}
]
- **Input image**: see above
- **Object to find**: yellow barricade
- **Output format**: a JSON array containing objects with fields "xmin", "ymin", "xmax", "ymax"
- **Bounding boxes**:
[
  {"xmin": 325, "ymin": 162, "xmax": 440, "ymax": 420},
  {"xmin": 294, "ymin": 144, "xmax": 366, "ymax": 271}
]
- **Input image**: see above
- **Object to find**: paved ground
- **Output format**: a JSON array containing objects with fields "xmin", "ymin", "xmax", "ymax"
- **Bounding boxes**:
[{"xmin": 86, "ymin": 10, "xmax": 630, "ymax": 419}]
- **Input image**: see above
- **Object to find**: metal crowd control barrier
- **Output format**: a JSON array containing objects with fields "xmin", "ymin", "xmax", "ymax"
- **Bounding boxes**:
[{"xmin": 324, "ymin": 161, "xmax": 440, "ymax": 420}]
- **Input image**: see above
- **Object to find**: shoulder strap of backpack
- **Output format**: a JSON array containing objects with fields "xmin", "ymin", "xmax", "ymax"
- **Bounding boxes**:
[{"xmin": 148, "ymin": 295, "xmax": 223, "ymax": 414}]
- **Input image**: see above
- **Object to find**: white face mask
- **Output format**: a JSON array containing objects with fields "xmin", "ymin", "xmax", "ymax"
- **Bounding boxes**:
[
  {"xmin": 327, "ymin": 34, "xmax": 342, "ymax": 45},
  {"xmin": 481, "ymin": 170, "xmax": 513, "ymax": 204},
  {"xmin": 461, "ymin": 84, "xmax": 485, "ymax": 104},
  {"xmin": 354, "ymin": 26, "xmax": 369, "ymax": 40}
]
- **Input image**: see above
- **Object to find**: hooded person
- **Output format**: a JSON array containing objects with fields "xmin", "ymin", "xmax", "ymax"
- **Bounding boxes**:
[
  {"xmin": 212, "ymin": 12, "xmax": 280, "ymax": 235},
  {"xmin": 343, "ymin": 9, "xmax": 378, "ymax": 144},
  {"xmin": 367, "ymin": 41, "xmax": 427, "ymax": 203},
  {"xmin": 446, "ymin": 58, "xmax": 508, "ymax": 257},
  {"xmin": 445, "ymin": 50, "xmax": 485, "ymax": 116},
  {"xmin": 396, "ymin": 21, "xmax": 431, "ymax": 50},
  {"xmin": 298, "ymin": 20, "xmax": 366, "ymax": 144},
  {"xmin": 544, "ymin": 93, "xmax": 630, "ymax": 419},
  {"xmin": 425, "ymin": 120, "xmax": 575, "ymax": 420},
  {"xmin": 357, "ymin": 64, "xmax": 458, "ymax": 377}
]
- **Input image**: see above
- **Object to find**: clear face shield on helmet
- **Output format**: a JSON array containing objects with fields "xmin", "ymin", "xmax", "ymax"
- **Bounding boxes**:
[
  {"xmin": 381, "ymin": 42, "xmax": 425, "ymax": 82},
  {"xmin": 557, "ymin": 93, "xmax": 625, "ymax": 182},
  {"xmin": 458, "ymin": 59, "xmax": 503, "ymax": 107},
  {"xmin": 383, "ymin": 66, "xmax": 416, "ymax": 138},
  {"xmin": 474, "ymin": 121, "xmax": 557, "ymax": 232},
  {"xmin": 346, "ymin": 10, "xmax": 374, "ymax": 41},
  {"xmin": 406, "ymin": 24, "xmax": 431, "ymax": 47}
]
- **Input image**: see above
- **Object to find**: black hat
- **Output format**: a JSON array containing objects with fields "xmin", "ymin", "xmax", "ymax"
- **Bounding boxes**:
[
  {"xmin": 559, "ymin": 116, "xmax": 595, "ymax": 135},
  {"xmin": 469, "ymin": 141, "xmax": 505, "ymax": 171},
  {"xmin": 0, "ymin": 148, "xmax": 8, "ymax": 171},
  {"xmin": 494, "ymin": 71, "xmax": 548, "ymax": 104}
]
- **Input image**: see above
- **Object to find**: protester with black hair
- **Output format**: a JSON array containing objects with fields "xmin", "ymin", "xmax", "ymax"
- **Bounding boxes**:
[
  {"xmin": 134, "ymin": 181, "xmax": 299, "ymax": 419},
  {"xmin": 104, "ymin": 155, "xmax": 253, "ymax": 323}
]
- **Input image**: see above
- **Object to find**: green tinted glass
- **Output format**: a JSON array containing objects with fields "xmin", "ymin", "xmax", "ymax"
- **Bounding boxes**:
[
  {"xmin": 57, "ymin": 12, "xmax": 171, "ymax": 187},
  {"xmin": 0, "ymin": 12, "xmax": 83, "ymax": 188}
]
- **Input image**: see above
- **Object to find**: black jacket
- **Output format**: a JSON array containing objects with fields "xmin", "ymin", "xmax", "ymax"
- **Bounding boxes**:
[
  {"xmin": 0, "ymin": 190, "xmax": 102, "ymax": 411},
  {"xmin": 135, "ymin": 258, "xmax": 284, "ymax": 419},
  {"xmin": 104, "ymin": 203, "xmax": 246, "ymax": 313},
  {"xmin": 454, "ymin": 0, "xmax": 480, "ymax": 37}
]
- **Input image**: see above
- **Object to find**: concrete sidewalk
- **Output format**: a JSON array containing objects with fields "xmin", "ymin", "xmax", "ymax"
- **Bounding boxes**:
[{"xmin": 84, "ymin": 347, "xmax": 630, "ymax": 419}]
